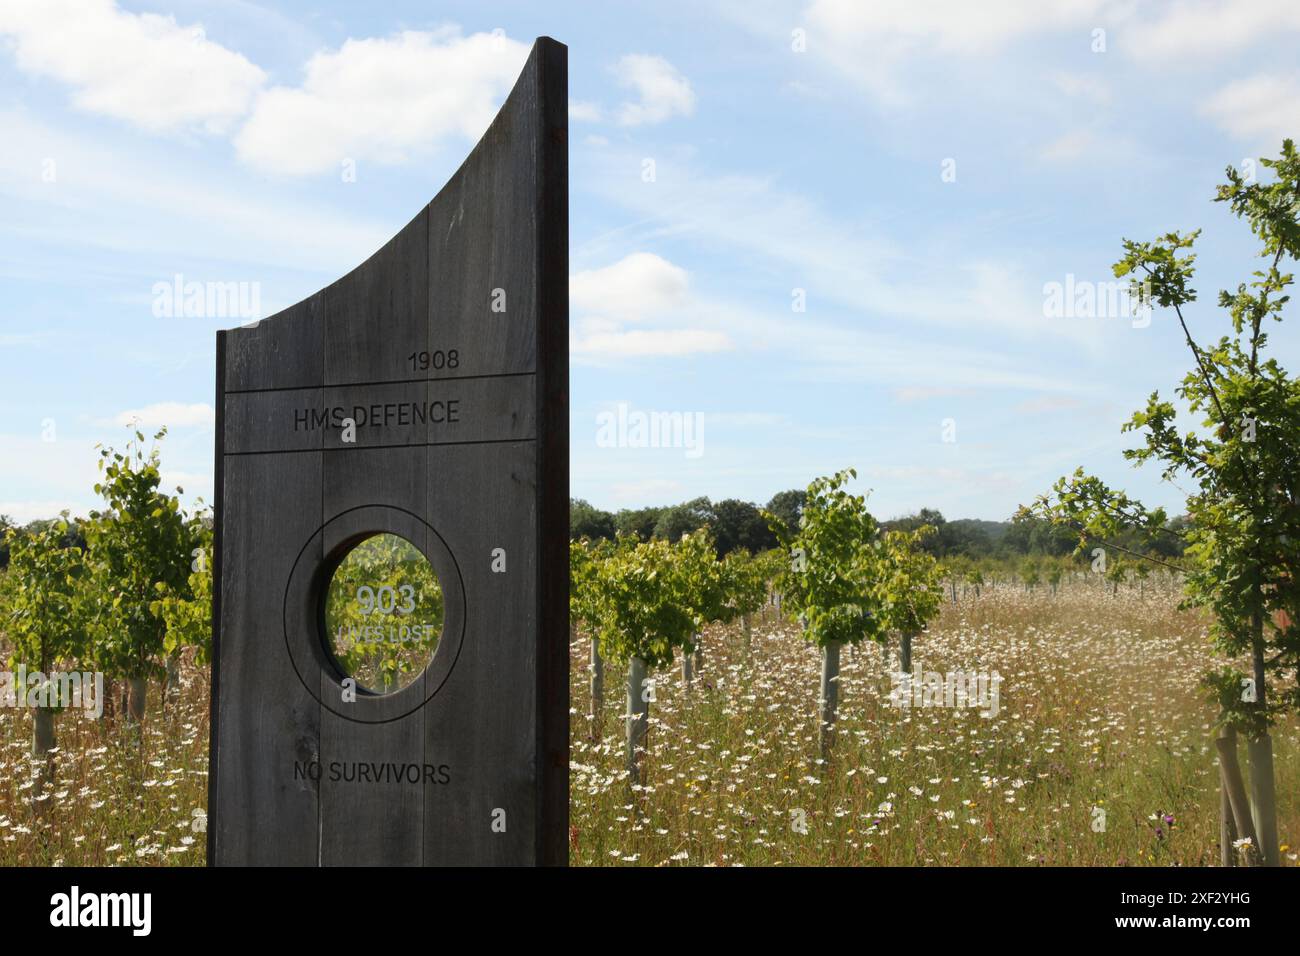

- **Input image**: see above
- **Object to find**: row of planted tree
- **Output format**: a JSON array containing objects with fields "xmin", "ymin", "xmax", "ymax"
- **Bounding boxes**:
[
  {"xmin": 571, "ymin": 468, "xmax": 947, "ymax": 778},
  {"xmin": 576, "ymin": 462, "xmax": 1287, "ymax": 867},
  {"xmin": 1, "ymin": 429, "xmax": 211, "ymax": 757}
]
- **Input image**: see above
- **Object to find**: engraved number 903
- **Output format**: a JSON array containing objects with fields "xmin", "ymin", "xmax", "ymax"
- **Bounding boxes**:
[{"xmin": 356, "ymin": 584, "xmax": 416, "ymax": 615}]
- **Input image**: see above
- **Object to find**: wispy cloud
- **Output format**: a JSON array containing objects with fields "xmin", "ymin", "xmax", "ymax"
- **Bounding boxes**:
[{"xmin": 0, "ymin": 0, "xmax": 264, "ymax": 133}]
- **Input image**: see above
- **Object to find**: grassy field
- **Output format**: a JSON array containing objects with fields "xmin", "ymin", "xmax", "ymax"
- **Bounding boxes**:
[
  {"xmin": 1, "ymin": 577, "xmax": 1295, "ymax": 866},
  {"xmin": 0, "ymin": 654, "xmax": 209, "ymax": 866},
  {"xmin": 571, "ymin": 577, "xmax": 1300, "ymax": 866}
]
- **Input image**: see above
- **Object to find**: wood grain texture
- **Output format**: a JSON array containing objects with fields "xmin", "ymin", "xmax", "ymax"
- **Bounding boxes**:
[{"xmin": 211, "ymin": 37, "xmax": 568, "ymax": 867}]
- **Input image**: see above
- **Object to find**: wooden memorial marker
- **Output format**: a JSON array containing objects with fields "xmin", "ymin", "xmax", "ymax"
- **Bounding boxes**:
[{"xmin": 209, "ymin": 37, "xmax": 568, "ymax": 866}]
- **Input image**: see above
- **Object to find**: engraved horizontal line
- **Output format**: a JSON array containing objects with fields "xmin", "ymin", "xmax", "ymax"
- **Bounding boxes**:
[
  {"xmin": 223, "ymin": 370, "xmax": 536, "ymax": 395},
  {"xmin": 222, "ymin": 436, "xmax": 536, "ymax": 457}
]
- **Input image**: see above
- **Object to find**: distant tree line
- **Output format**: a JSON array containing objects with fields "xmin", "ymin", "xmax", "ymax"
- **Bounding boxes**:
[
  {"xmin": 571, "ymin": 490, "xmax": 806, "ymax": 558},
  {"xmin": 571, "ymin": 495, "xmax": 1187, "ymax": 561}
]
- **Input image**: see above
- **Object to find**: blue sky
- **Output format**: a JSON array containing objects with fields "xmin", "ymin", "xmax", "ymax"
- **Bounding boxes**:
[{"xmin": 2, "ymin": 0, "xmax": 1298, "ymax": 524}]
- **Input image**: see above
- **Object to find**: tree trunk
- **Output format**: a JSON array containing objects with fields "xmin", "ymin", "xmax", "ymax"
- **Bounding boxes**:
[
  {"xmin": 164, "ymin": 654, "xmax": 181, "ymax": 699},
  {"xmin": 1215, "ymin": 729, "xmax": 1259, "ymax": 866},
  {"xmin": 1247, "ymin": 733, "xmax": 1280, "ymax": 866},
  {"xmin": 950, "ymin": 578, "xmax": 957, "ymax": 604},
  {"xmin": 1248, "ymin": 605, "xmax": 1279, "ymax": 865},
  {"xmin": 742, "ymin": 614, "xmax": 751, "ymax": 652},
  {"xmin": 126, "ymin": 676, "xmax": 147, "ymax": 723},
  {"xmin": 33, "ymin": 706, "xmax": 55, "ymax": 757},
  {"xmin": 590, "ymin": 636, "xmax": 604, "ymax": 737},
  {"xmin": 681, "ymin": 650, "xmax": 694, "ymax": 685},
  {"xmin": 899, "ymin": 631, "xmax": 914, "ymax": 675},
  {"xmin": 626, "ymin": 657, "xmax": 649, "ymax": 785},
  {"xmin": 1219, "ymin": 726, "xmax": 1238, "ymax": 867},
  {"xmin": 818, "ymin": 640, "xmax": 841, "ymax": 758}
]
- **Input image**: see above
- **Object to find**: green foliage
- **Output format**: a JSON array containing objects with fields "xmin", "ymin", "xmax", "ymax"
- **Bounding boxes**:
[
  {"xmin": 708, "ymin": 499, "xmax": 778, "ymax": 556},
  {"xmin": 672, "ymin": 528, "xmax": 727, "ymax": 634},
  {"xmin": 763, "ymin": 489, "xmax": 805, "ymax": 539},
  {"xmin": 569, "ymin": 537, "xmax": 608, "ymax": 633},
  {"xmin": 151, "ymin": 510, "xmax": 214, "ymax": 665},
  {"xmin": 592, "ymin": 535, "xmax": 695, "ymax": 670},
  {"xmin": 1019, "ymin": 557, "xmax": 1041, "ymax": 590},
  {"xmin": 879, "ymin": 526, "xmax": 945, "ymax": 634},
  {"xmin": 721, "ymin": 549, "xmax": 768, "ymax": 621},
  {"xmin": 1028, "ymin": 140, "xmax": 1300, "ymax": 730},
  {"xmin": 764, "ymin": 468, "xmax": 885, "ymax": 649},
  {"xmin": 570, "ymin": 499, "xmax": 617, "ymax": 541},
  {"xmin": 613, "ymin": 506, "xmax": 662, "ymax": 542},
  {"xmin": 3, "ymin": 516, "xmax": 88, "ymax": 675},
  {"xmin": 653, "ymin": 497, "xmax": 712, "ymax": 544},
  {"xmin": 83, "ymin": 429, "xmax": 200, "ymax": 680},
  {"xmin": 322, "ymin": 533, "xmax": 443, "ymax": 693}
]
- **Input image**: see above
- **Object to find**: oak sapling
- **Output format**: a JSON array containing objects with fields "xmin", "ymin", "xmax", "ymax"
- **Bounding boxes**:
[
  {"xmin": 83, "ymin": 429, "xmax": 198, "ymax": 723},
  {"xmin": 764, "ymin": 468, "xmax": 885, "ymax": 757},
  {"xmin": 592, "ymin": 535, "xmax": 696, "ymax": 784},
  {"xmin": 1027, "ymin": 140, "xmax": 1300, "ymax": 867},
  {"xmin": 880, "ymin": 526, "xmax": 945, "ymax": 676},
  {"xmin": 2, "ymin": 517, "xmax": 88, "ymax": 756},
  {"xmin": 724, "ymin": 549, "xmax": 770, "ymax": 652}
]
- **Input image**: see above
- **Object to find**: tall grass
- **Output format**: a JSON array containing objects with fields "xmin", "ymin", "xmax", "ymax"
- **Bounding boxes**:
[{"xmin": 570, "ymin": 578, "xmax": 1299, "ymax": 866}]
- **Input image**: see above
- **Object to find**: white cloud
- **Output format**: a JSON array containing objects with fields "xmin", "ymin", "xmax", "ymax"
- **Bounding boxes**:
[
  {"xmin": 570, "ymin": 253, "xmax": 732, "ymax": 359},
  {"xmin": 807, "ymin": 0, "xmax": 1105, "ymax": 55},
  {"xmin": 572, "ymin": 328, "xmax": 731, "ymax": 358},
  {"xmin": 0, "ymin": 108, "xmax": 392, "ymax": 273},
  {"xmin": 234, "ymin": 28, "xmax": 529, "ymax": 175},
  {"xmin": 614, "ymin": 54, "xmax": 695, "ymax": 126},
  {"xmin": 571, "ymin": 253, "xmax": 689, "ymax": 319},
  {"xmin": 802, "ymin": 0, "xmax": 1112, "ymax": 104},
  {"xmin": 584, "ymin": 150, "xmax": 1102, "ymax": 349},
  {"xmin": 113, "ymin": 402, "xmax": 215, "ymax": 429},
  {"xmin": 0, "ymin": 0, "xmax": 265, "ymax": 133},
  {"xmin": 1202, "ymin": 73, "xmax": 1300, "ymax": 143},
  {"xmin": 1133, "ymin": 0, "xmax": 1300, "ymax": 61},
  {"xmin": 571, "ymin": 100, "xmax": 603, "ymax": 122}
]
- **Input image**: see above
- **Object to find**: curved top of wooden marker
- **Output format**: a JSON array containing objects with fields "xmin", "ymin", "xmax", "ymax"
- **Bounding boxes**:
[{"xmin": 219, "ymin": 36, "xmax": 568, "ymax": 395}]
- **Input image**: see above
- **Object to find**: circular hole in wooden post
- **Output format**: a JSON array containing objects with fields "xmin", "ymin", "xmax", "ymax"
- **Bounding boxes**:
[{"xmin": 322, "ymin": 532, "xmax": 443, "ymax": 695}]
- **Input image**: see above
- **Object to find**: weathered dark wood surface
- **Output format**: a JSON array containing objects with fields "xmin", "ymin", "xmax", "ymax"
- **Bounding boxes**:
[{"xmin": 210, "ymin": 37, "xmax": 568, "ymax": 866}]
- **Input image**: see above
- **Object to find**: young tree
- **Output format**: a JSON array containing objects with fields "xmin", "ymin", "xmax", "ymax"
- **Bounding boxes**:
[
  {"xmin": 880, "ymin": 526, "xmax": 945, "ymax": 674},
  {"xmin": 673, "ymin": 528, "xmax": 726, "ymax": 683},
  {"xmin": 1026, "ymin": 141, "xmax": 1300, "ymax": 866},
  {"xmin": 1019, "ymin": 557, "xmax": 1041, "ymax": 592},
  {"xmin": 592, "ymin": 535, "xmax": 697, "ymax": 784},
  {"xmin": 83, "ymin": 429, "xmax": 197, "ymax": 722},
  {"xmin": 765, "ymin": 469, "xmax": 885, "ymax": 756},
  {"xmin": 1046, "ymin": 558, "xmax": 1064, "ymax": 595},
  {"xmin": 723, "ymin": 548, "xmax": 769, "ymax": 651},
  {"xmin": 151, "ymin": 508, "xmax": 214, "ymax": 700},
  {"xmin": 3, "ymin": 517, "xmax": 88, "ymax": 755}
]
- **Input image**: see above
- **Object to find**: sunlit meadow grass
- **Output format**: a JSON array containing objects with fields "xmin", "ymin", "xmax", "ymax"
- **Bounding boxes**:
[
  {"xmin": 3, "ymin": 577, "xmax": 1296, "ymax": 867},
  {"xmin": 0, "ymin": 654, "xmax": 209, "ymax": 866},
  {"xmin": 571, "ymin": 576, "xmax": 1300, "ymax": 866}
]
